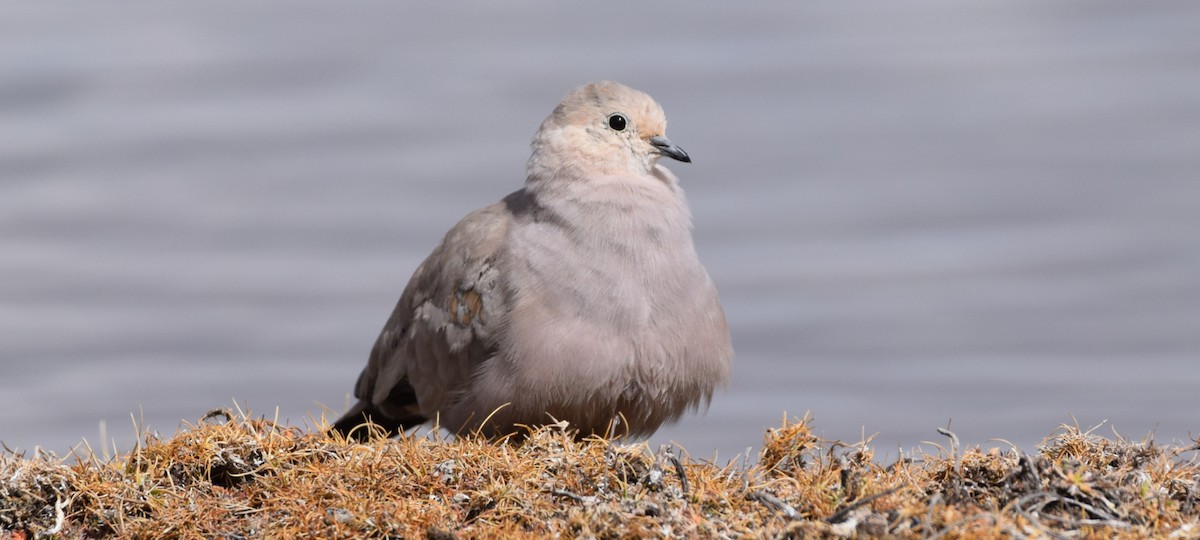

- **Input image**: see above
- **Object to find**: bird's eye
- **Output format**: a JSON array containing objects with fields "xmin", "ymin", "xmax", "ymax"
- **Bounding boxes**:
[{"xmin": 607, "ymin": 114, "xmax": 627, "ymax": 132}]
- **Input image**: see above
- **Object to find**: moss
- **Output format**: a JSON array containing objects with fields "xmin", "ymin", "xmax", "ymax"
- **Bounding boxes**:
[{"xmin": 2, "ymin": 410, "xmax": 1198, "ymax": 538}]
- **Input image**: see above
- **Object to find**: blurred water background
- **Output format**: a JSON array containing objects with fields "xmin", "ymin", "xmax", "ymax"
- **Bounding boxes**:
[{"xmin": 3, "ymin": 1, "xmax": 1199, "ymax": 461}]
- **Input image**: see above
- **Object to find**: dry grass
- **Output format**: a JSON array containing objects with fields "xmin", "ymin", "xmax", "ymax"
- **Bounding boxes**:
[{"xmin": 3, "ymin": 410, "xmax": 1199, "ymax": 539}]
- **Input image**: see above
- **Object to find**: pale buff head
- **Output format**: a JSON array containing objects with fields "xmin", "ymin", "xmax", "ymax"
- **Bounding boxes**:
[{"xmin": 529, "ymin": 81, "xmax": 690, "ymax": 177}]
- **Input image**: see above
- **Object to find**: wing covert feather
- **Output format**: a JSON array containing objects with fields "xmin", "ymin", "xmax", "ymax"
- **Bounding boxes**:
[{"xmin": 353, "ymin": 196, "xmax": 517, "ymax": 420}]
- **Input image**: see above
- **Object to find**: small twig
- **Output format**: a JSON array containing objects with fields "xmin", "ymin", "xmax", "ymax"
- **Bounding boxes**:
[
  {"xmin": 202, "ymin": 409, "xmax": 233, "ymax": 425},
  {"xmin": 1028, "ymin": 491, "xmax": 1126, "ymax": 527},
  {"xmin": 825, "ymin": 486, "xmax": 901, "ymax": 524},
  {"xmin": 573, "ymin": 464, "xmax": 602, "ymax": 494},
  {"xmin": 665, "ymin": 451, "xmax": 690, "ymax": 495},
  {"xmin": 747, "ymin": 489, "xmax": 798, "ymax": 520},
  {"xmin": 1039, "ymin": 512, "xmax": 1131, "ymax": 530},
  {"xmin": 937, "ymin": 426, "xmax": 960, "ymax": 467},
  {"xmin": 551, "ymin": 488, "xmax": 594, "ymax": 504},
  {"xmin": 1063, "ymin": 494, "xmax": 1121, "ymax": 523},
  {"xmin": 46, "ymin": 493, "xmax": 68, "ymax": 536}
]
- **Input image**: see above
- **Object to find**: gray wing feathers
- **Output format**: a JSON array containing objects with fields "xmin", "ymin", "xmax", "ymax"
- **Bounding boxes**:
[{"xmin": 354, "ymin": 198, "xmax": 514, "ymax": 421}]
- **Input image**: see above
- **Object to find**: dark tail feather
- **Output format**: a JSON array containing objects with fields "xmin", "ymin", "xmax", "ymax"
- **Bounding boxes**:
[{"xmin": 329, "ymin": 400, "xmax": 426, "ymax": 442}]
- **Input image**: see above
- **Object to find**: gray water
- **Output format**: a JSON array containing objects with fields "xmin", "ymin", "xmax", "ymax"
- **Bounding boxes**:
[{"xmin": 3, "ymin": 1, "xmax": 1199, "ymax": 462}]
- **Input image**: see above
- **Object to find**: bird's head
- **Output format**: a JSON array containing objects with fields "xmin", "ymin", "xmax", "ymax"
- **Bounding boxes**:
[{"xmin": 530, "ymin": 81, "xmax": 690, "ymax": 178}]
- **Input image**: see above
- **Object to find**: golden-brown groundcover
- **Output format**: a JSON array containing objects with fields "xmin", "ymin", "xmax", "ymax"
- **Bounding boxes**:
[{"xmin": 2, "ymin": 410, "xmax": 1198, "ymax": 539}]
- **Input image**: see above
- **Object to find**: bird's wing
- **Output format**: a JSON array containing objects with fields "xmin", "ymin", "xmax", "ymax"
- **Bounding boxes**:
[{"xmin": 350, "ymin": 193, "xmax": 519, "ymax": 428}]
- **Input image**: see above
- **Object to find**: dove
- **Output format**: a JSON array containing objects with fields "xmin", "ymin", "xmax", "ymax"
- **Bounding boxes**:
[{"xmin": 331, "ymin": 81, "xmax": 732, "ymax": 441}]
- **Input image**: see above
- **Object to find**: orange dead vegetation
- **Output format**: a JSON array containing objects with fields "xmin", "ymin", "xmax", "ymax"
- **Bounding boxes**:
[{"xmin": 2, "ymin": 410, "xmax": 1198, "ymax": 538}]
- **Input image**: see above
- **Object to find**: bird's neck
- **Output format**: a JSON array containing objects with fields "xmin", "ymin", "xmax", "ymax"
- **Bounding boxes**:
[{"xmin": 524, "ymin": 169, "xmax": 694, "ymax": 255}]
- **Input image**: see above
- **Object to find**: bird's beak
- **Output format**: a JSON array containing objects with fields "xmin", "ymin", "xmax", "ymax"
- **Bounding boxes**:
[{"xmin": 649, "ymin": 135, "xmax": 691, "ymax": 163}]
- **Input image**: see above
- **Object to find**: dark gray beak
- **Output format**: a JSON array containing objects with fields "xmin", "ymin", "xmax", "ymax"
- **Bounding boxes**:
[{"xmin": 649, "ymin": 135, "xmax": 691, "ymax": 163}]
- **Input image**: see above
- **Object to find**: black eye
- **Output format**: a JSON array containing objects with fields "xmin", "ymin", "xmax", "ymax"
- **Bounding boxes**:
[{"xmin": 607, "ymin": 114, "xmax": 627, "ymax": 131}]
